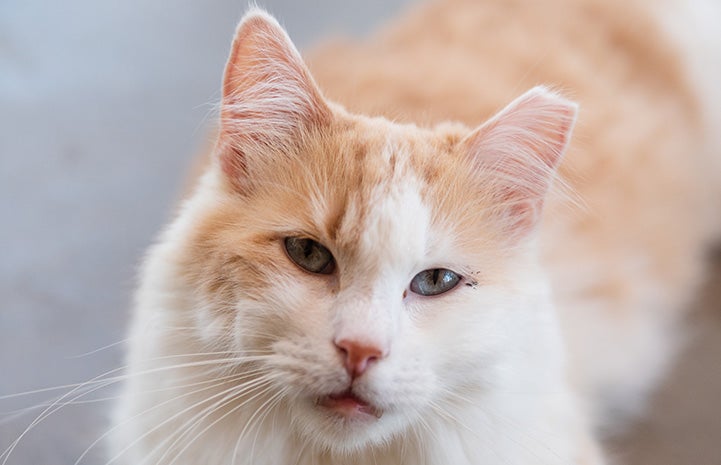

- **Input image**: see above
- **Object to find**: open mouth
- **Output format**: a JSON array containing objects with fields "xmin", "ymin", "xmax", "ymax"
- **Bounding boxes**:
[{"xmin": 316, "ymin": 389, "xmax": 383, "ymax": 419}]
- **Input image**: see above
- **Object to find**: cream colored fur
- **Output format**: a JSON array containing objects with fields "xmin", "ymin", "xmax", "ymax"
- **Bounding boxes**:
[{"xmin": 111, "ymin": 1, "xmax": 720, "ymax": 464}]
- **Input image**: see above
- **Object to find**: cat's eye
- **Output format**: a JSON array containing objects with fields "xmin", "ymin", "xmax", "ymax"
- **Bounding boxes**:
[
  {"xmin": 284, "ymin": 237, "xmax": 336, "ymax": 274},
  {"xmin": 410, "ymin": 268, "xmax": 461, "ymax": 296}
]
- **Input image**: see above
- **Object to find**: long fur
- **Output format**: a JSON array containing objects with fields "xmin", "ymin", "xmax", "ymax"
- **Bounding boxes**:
[{"xmin": 110, "ymin": 1, "xmax": 720, "ymax": 464}]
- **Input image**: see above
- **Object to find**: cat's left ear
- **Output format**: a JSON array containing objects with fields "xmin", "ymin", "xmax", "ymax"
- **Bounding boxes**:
[
  {"xmin": 462, "ymin": 86, "xmax": 578, "ymax": 238},
  {"xmin": 218, "ymin": 9, "xmax": 331, "ymax": 189}
]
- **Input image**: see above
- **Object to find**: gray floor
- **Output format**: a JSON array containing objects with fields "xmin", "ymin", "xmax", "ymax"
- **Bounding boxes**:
[{"xmin": 1, "ymin": 1, "xmax": 719, "ymax": 464}]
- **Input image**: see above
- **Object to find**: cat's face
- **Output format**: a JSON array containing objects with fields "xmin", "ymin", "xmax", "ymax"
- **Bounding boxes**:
[{"xmin": 168, "ymin": 11, "xmax": 576, "ymax": 452}]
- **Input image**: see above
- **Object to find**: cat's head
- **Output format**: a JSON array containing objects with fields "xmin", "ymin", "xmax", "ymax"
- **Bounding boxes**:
[{"xmin": 164, "ymin": 9, "xmax": 576, "ymax": 453}]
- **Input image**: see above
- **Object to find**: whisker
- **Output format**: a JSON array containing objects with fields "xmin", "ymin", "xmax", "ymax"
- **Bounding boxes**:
[
  {"xmin": 65, "ymin": 338, "xmax": 130, "ymax": 359},
  {"xmin": 248, "ymin": 391, "xmax": 285, "ymax": 463},
  {"xmin": 0, "ymin": 354, "xmax": 271, "ymax": 464},
  {"xmin": 73, "ymin": 371, "xmax": 255, "ymax": 465},
  {"xmin": 162, "ymin": 380, "xmax": 280, "ymax": 465},
  {"xmin": 108, "ymin": 376, "xmax": 273, "ymax": 465},
  {"xmin": 0, "ymin": 351, "xmax": 270, "ymax": 401},
  {"xmin": 1, "ymin": 372, "xmax": 121, "ymax": 464},
  {"xmin": 232, "ymin": 387, "xmax": 287, "ymax": 462}
]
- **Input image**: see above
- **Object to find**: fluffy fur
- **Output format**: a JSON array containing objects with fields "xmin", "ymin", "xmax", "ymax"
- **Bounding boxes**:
[{"xmin": 111, "ymin": 1, "xmax": 721, "ymax": 464}]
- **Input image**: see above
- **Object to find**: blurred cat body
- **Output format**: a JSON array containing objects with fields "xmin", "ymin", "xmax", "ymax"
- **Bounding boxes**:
[{"xmin": 111, "ymin": 0, "xmax": 721, "ymax": 464}]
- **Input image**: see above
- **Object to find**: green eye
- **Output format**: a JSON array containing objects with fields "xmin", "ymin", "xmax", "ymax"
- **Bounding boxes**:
[
  {"xmin": 410, "ymin": 269, "xmax": 461, "ymax": 296},
  {"xmin": 284, "ymin": 237, "xmax": 336, "ymax": 274}
]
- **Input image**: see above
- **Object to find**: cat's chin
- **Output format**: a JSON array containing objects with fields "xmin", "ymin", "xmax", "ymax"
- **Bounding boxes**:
[{"xmin": 290, "ymin": 389, "xmax": 403, "ymax": 452}]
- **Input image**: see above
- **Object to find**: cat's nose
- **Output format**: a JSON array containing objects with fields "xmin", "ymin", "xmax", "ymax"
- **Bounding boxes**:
[{"xmin": 334, "ymin": 338, "xmax": 386, "ymax": 379}]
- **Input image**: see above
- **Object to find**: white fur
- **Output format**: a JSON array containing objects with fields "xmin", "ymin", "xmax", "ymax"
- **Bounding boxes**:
[
  {"xmin": 110, "ymin": 137, "xmax": 594, "ymax": 464},
  {"xmin": 110, "ymin": 10, "xmax": 596, "ymax": 464},
  {"xmin": 109, "ymin": 5, "xmax": 721, "ymax": 463}
]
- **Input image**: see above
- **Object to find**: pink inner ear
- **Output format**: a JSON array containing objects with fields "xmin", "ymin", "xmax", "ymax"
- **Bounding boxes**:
[
  {"xmin": 216, "ymin": 10, "xmax": 331, "ymax": 189},
  {"xmin": 463, "ymin": 87, "xmax": 578, "ymax": 236}
]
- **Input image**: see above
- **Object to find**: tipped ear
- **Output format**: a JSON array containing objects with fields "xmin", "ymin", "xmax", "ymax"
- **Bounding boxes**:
[
  {"xmin": 462, "ymin": 86, "xmax": 577, "ymax": 238},
  {"xmin": 218, "ymin": 9, "xmax": 331, "ymax": 187}
]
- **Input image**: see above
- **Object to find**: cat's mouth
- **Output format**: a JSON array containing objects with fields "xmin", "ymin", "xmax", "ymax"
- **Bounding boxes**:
[{"xmin": 315, "ymin": 389, "xmax": 383, "ymax": 419}]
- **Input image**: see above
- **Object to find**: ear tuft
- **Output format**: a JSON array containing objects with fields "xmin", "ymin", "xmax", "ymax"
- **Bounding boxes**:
[
  {"xmin": 218, "ymin": 9, "xmax": 331, "ymax": 188},
  {"xmin": 463, "ymin": 86, "xmax": 578, "ymax": 237}
]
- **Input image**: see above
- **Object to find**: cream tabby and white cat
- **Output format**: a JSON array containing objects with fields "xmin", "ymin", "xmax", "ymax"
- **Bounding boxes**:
[{"xmin": 112, "ymin": 0, "xmax": 721, "ymax": 464}]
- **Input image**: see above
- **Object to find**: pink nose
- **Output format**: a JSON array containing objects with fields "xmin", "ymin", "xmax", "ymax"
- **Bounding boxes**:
[{"xmin": 334, "ymin": 339, "xmax": 385, "ymax": 379}]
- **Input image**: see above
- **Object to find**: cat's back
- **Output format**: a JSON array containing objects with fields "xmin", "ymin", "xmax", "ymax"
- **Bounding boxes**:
[
  {"xmin": 308, "ymin": 0, "xmax": 721, "ymax": 427},
  {"xmin": 308, "ymin": 0, "xmax": 717, "ymax": 280},
  {"xmin": 308, "ymin": 0, "xmax": 694, "ymax": 124},
  {"xmin": 308, "ymin": 0, "xmax": 717, "ymax": 237}
]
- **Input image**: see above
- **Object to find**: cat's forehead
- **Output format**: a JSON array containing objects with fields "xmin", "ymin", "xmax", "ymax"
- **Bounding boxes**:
[
  {"xmin": 325, "ymin": 117, "xmax": 465, "ymax": 199},
  {"xmin": 335, "ymin": 139, "xmax": 429, "ymax": 270},
  {"xmin": 313, "ymin": 119, "xmax": 469, "ymax": 270},
  {"xmin": 202, "ymin": 117, "xmax": 496, "ymax": 279}
]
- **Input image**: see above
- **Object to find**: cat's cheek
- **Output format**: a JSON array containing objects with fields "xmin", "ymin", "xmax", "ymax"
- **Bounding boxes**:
[
  {"xmin": 361, "ymin": 357, "xmax": 438, "ymax": 412},
  {"xmin": 414, "ymin": 288, "xmax": 520, "ymax": 385},
  {"xmin": 192, "ymin": 303, "xmax": 235, "ymax": 345}
]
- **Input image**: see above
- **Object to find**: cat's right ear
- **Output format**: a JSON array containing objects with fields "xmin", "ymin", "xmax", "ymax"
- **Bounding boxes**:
[{"xmin": 217, "ymin": 9, "xmax": 331, "ymax": 190}]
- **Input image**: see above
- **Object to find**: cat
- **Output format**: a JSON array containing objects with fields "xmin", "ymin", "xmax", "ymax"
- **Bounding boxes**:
[{"xmin": 110, "ymin": 0, "xmax": 721, "ymax": 464}]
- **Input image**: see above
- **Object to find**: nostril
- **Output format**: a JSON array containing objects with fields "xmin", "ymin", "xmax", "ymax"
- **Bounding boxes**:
[{"xmin": 334, "ymin": 338, "xmax": 386, "ymax": 379}]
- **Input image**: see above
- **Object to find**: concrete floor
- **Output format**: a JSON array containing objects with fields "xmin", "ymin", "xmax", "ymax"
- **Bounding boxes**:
[{"xmin": 1, "ymin": 1, "xmax": 719, "ymax": 464}]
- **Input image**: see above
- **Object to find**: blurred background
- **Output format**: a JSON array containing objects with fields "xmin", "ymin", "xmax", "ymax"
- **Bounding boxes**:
[{"xmin": 0, "ymin": 1, "xmax": 719, "ymax": 464}]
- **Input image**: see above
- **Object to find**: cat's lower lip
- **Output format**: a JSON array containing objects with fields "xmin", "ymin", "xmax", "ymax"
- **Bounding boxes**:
[{"xmin": 316, "ymin": 390, "xmax": 383, "ymax": 419}]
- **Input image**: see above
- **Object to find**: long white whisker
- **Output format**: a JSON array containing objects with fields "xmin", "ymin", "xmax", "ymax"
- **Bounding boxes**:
[
  {"xmin": 0, "ymin": 354, "xmax": 271, "ymax": 464},
  {"xmin": 0, "ymin": 351, "xmax": 270, "ymax": 401},
  {"xmin": 109, "ymin": 376, "xmax": 272, "ymax": 465},
  {"xmin": 248, "ymin": 391, "xmax": 285, "ymax": 464},
  {"xmin": 72, "ymin": 371, "xmax": 263, "ymax": 465},
  {"xmin": 65, "ymin": 338, "xmax": 130, "ymax": 359},
  {"xmin": 232, "ymin": 387, "xmax": 287, "ymax": 463},
  {"xmin": 164, "ymin": 378, "xmax": 281, "ymax": 465}
]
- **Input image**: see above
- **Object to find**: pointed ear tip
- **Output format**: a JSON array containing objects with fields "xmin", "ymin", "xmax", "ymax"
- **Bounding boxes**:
[
  {"xmin": 240, "ymin": 6, "xmax": 275, "ymax": 22},
  {"xmin": 235, "ymin": 7, "xmax": 282, "ymax": 36},
  {"xmin": 526, "ymin": 86, "xmax": 578, "ymax": 110}
]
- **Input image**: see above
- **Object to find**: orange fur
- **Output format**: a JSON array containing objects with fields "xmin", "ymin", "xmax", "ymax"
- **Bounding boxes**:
[
  {"xmin": 179, "ymin": 0, "xmax": 716, "ymax": 434},
  {"xmin": 114, "ymin": 2, "xmax": 720, "ymax": 463},
  {"xmin": 306, "ymin": 0, "xmax": 718, "ymax": 426}
]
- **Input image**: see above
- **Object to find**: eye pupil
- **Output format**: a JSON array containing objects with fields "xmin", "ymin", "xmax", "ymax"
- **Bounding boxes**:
[
  {"xmin": 284, "ymin": 237, "xmax": 335, "ymax": 275},
  {"xmin": 303, "ymin": 240, "xmax": 313, "ymax": 258},
  {"xmin": 410, "ymin": 268, "xmax": 461, "ymax": 296}
]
